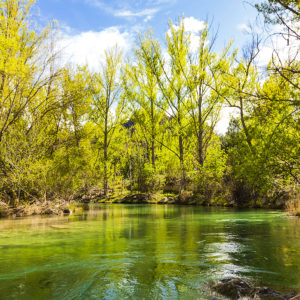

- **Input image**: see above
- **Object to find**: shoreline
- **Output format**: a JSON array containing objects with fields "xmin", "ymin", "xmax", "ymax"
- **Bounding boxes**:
[
  {"xmin": 1, "ymin": 193, "xmax": 297, "ymax": 219},
  {"xmin": 0, "ymin": 199, "xmax": 74, "ymax": 218}
]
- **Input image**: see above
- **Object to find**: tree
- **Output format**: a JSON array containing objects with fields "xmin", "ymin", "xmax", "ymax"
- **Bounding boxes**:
[
  {"xmin": 91, "ymin": 47, "xmax": 125, "ymax": 196},
  {"xmin": 255, "ymin": 0, "xmax": 300, "ymax": 99},
  {"xmin": 0, "ymin": 0, "xmax": 62, "ymax": 205},
  {"xmin": 124, "ymin": 34, "xmax": 165, "ymax": 171},
  {"xmin": 0, "ymin": 0, "xmax": 59, "ymax": 143},
  {"xmin": 255, "ymin": 0, "xmax": 299, "ymax": 36},
  {"xmin": 138, "ymin": 21, "xmax": 192, "ymax": 191},
  {"xmin": 184, "ymin": 26, "xmax": 232, "ymax": 167}
]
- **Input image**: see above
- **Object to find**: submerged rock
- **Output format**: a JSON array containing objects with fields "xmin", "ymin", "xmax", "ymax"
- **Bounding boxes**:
[
  {"xmin": 211, "ymin": 278, "xmax": 297, "ymax": 299},
  {"xmin": 211, "ymin": 278, "xmax": 253, "ymax": 299},
  {"xmin": 63, "ymin": 208, "xmax": 72, "ymax": 215},
  {"xmin": 157, "ymin": 196, "xmax": 177, "ymax": 204},
  {"xmin": 42, "ymin": 207, "xmax": 57, "ymax": 215}
]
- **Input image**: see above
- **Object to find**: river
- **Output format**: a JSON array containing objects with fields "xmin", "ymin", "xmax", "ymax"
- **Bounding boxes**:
[{"xmin": 0, "ymin": 205, "xmax": 299, "ymax": 299}]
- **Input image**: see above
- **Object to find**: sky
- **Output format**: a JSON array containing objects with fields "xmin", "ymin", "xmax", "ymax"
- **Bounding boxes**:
[
  {"xmin": 35, "ymin": 0, "xmax": 260, "ymax": 62},
  {"xmin": 33, "ymin": 0, "xmax": 262, "ymax": 133}
]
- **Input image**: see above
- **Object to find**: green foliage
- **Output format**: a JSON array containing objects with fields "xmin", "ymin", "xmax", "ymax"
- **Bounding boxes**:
[
  {"xmin": 193, "ymin": 135, "xmax": 228, "ymax": 204},
  {"xmin": 255, "ymin": 0, "xmax": 300, "ymax": 25},
  {"xmin": 0, "ymin": 1, "xmax": 298, "ymax": 209}
]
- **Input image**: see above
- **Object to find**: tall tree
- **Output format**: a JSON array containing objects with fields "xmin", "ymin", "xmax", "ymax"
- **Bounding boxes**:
[
  {"xmin": 124, "ymin": 33, "xmax": 165, "ymax": 170},
  {"xmin": 91, "ymin": 47, "xmax": 124, "ymax": 196},
  {"xmin": 255, "ymin": 0, "xmax": 300, "ymax": 97},
  {"xmin": 138, "ymin": 21, "xmax": 191, "ymax": 190},
  {"xmin": 0, "ymin": 0, "xmax": 59, "ymax": 143},
  {"xmin": 184, "ymin": 27, "xmax": 232, "ymax": 167},
  {"xmin": 0, "ymin": 0, "xmax": 62, "ymax": 205}
]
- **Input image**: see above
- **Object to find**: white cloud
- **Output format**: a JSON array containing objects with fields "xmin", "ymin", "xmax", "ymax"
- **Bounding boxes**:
[
  {"xmin": 114, "ymin": 8, "xmax": 158, "ymax": 18},
  {"xmin": 168, "ymin": 17, "xmax": 206, "ymax": 34},
  {"xmin": 84, "ymin": 0, "xmax": 159, "ymax": 20},
  {"xmin": 59, "ymin": 27, "xmax": 133, "ymax": 71},
  {"xmin": 183, "ymin": 17, "xmax": 207, "ymax": 52},
  {"xmin": 167, "ymin": 17, "xmax": 207, "ymax": 52},
  {"xmin": 183, "ymin": 17, "xmax": 206, "ymax": 33},
  {"xmin": 237, "ymin": 23, "xmax": 251, "ymax": 33},
  {"xmin": 144, "ymin": 15, "xmax": 153, "ymax": 22}
]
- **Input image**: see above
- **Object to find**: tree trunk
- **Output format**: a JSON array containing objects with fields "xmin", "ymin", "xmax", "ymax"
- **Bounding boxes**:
[
  {"xmin": 151, "ymin": 98, "xmax": 156, "ymax": 169},
  {"xmin": 198, "ymin": 94, "xmax": 204, "ymax": 166},
  {"xmin": 151, "ymin": 139, "xmax": 155, "ymax": 170},
  {"xmin": 103, "ymin": 114, "xmax": 108, "ymax": 196},
  {"xmin": 178, "ymin": 98, "xmax": 185, "ymax": 191},
  {"xmin": 239, "ymin": 97, "xmax": 255, "ymax": 155},
  {"xmin": 179, "ymin": 134, "xmax": 185, "ymax": 191}
]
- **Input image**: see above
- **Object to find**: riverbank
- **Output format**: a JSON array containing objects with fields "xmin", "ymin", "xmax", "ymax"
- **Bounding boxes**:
[
  {"xmin": 79, "ymin": 189, "xmax": 300, "ymax": 215},
  {"xmin": 0, "ymin": 200, "xmax": 73, "ymax": 218},
  {"xmin": 1, "ymin": 190, "xmax": 299, "ymax": 218},
  {"xmin": 0, "ymin": 193, "xmax": 185, "ymax": 218}
]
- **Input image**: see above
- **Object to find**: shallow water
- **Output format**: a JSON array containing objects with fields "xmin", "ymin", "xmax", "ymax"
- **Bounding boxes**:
[{"xmin": 0, "ymin": 205, "xmax": 299, "ymax": 299}]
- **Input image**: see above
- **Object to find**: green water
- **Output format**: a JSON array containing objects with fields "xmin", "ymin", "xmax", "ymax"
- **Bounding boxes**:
[{"xmin": 0, "ymin": 205, "xmax": 299, "ymax": 299}]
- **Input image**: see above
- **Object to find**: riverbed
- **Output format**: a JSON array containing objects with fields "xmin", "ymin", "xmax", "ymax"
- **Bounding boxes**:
[{"xmin": 0, "ymin": 205, "xmax": 299, "ymax": 299}]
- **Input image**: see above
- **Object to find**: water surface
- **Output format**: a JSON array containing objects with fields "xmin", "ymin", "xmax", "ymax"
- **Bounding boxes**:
[{"xmin": 0, "ymin": 205, "xmax": 299, "ymax": 299}]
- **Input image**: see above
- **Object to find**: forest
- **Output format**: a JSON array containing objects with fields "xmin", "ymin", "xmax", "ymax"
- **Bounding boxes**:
[{"xmin": 0, "ymin": 0, "xmax": 299, "ymax": 214}]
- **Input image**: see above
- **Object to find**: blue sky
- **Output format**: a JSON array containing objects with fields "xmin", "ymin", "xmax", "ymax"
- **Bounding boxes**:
[{"xmin": 36, "ymin": 0, "xmax": 259, "ymax": 52}]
